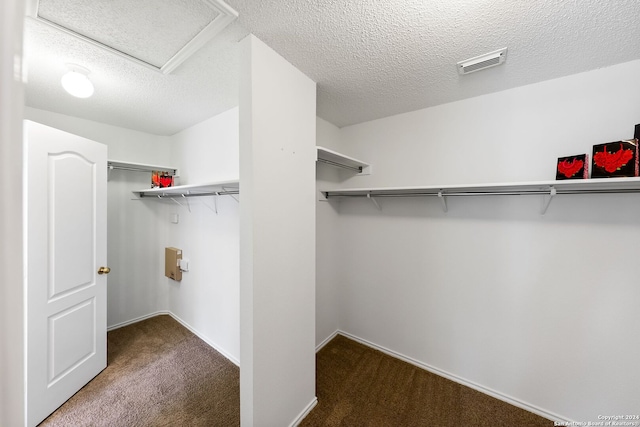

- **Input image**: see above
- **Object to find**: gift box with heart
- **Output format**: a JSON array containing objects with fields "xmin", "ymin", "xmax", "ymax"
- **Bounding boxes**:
[
  {"xmin": 556, "ymin": 154, "xmax": 589, "ymax": 180},
  {"xmin": 591, "ymin": 139, "xmax": 639, "ymax": 178}
]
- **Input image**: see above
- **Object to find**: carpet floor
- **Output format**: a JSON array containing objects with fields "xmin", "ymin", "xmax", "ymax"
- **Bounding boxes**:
[
  {"xmin": 301, "ymin": 334, "xmax": 553, "ymax": 426},
  {"xmin": 39, "ymin": 315, "xmax": 240, "ymax": 427},
  {"xmin": 40, "ymin": 316, "xmax": 553, "ymax": 426}
]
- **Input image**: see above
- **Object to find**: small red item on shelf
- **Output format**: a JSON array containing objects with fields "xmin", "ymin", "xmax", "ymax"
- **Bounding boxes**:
[{"xmin": 556, "ymin": 154, "xmax": 588, "ymax": 180}]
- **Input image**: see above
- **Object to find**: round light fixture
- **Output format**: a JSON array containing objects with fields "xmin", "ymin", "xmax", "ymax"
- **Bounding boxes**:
[{"xmin": 61, "ymin": 64, "xmax": 94, "ymax": 98}]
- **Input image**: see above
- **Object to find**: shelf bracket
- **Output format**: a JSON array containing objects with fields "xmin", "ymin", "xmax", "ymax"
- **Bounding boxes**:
[
  {"xmin": 541, "ymin": 187, "xmax": 556, "ymax": 215},
  {"xmin": 438, "ymin": 191, "xmax": 448, "ymax": 213},
  {"xmin": 182, "ymin": 193, "xmax": 192, "ymax": 213},
  {"xmin": 169, "ymin": 196, "xmax": 185, "ymax": 209},
  {"xmin": 107, "ymin": 165, "xmax": 114, "ymax": 181},
  {"xmin": 201, "ymin": 193, "xmax": 225, "ymax": 215},
  {"xmin": 224, "ymin": 187, "xmax": 239, "ymax": 203},
  {"xmin": 367, "ymin": 193, "xmax": 381, "ymax": 211},
  {"xmin": 207, "ymin": 193, "xmax": 219, "ymax": 215}
]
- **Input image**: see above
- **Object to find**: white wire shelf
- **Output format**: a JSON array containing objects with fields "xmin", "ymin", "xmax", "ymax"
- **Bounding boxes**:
[
  {"xmin": 133, "ymin": 180, "xmax": 239, "ymax": 198},
  {"xmin": 321, "ymin": 177, "xmax": 640, "ymax": 214},
  {"xmin": 108, "ymin": 160, "xmax": 178, "ymax": 176},
  {"xmin": 316, "ymin": 146, "xmax": 371, "ymax": 175}
]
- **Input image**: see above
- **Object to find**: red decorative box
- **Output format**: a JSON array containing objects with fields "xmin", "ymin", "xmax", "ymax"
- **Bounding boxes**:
[
  {"xmin": 591, "ymin": 140, "xmax": 638, "ymax": 178},
  {"xmin": 556, "ymin": 154, "xmax": 588, "ymax": 180},
  {"xmin": 152, "ymin": 171, "xmax": 174, "ymax": 188}
]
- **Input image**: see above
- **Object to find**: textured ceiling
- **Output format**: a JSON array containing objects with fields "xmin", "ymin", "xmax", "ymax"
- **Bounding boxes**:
[
  {"xmin": 23, "ymin": 0, "xmax": 640, "ymax": 135},
  {"xmin": 24, "ymin": 11, "xmax": 246, "ymax": 135},
  {"xmin": 228, "ymin": 0, "xmax": 640, "ymax": 128},
  {"xmin": 37, "ymin": 0, "xmax": 221, "ymax": 68}
]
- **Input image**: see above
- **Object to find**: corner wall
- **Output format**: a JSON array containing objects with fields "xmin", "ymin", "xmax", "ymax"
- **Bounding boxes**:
[
  {"xmin": 329, "ymin": 59, "xmax": 640, "ymax": 423},
  {"xmin": 166, "ymin": 108, "xmax": 240, "ymax": 363},
  {"xmin": 240, "ymin": 34, "xmax": 317, "ymax": 426}
]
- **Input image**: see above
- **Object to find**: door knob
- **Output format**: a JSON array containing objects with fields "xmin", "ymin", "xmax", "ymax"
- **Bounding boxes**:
[{"xmin": 98, "ymin": 266, "xmax": 111, "ymax": 275}]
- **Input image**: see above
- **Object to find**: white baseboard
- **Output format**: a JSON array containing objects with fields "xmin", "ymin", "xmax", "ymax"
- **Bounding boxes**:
[
  {"xmin": 107, "ymin": 311, "xmax": 169, "ymax": 331},
  {"xmin": 316, "ymin": 330, "xmax": 339, "ymax": 352},
  {"xmin": 336, "ymin": 330, "xmax": 571, "ymax": 424},
  {"xmin": 289, "ymin": 397, "xmax": 318, "ymax": 427},
  {"xmin": 166, "ymin": 312, "xmax": 240, "ymax": 367},
  {"xmin": 107, "ymin": 311, "xmax": 240, "ymax": 367}
]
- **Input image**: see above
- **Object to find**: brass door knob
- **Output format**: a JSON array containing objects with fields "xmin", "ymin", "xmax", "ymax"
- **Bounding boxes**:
[{"xmin": 98, "ymin": 266, "xmax": 111, "ymax": 275}]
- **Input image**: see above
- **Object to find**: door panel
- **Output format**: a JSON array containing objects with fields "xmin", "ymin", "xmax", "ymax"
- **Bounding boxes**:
[
  {"xmin": 49, "ymin": 153, "xmax": 95, "ymax": 297},
  {"xmin": 25, "ymin": 120, "xmax": 107, "ymax": 427},
  {"xmin": 49, "ymin": 298, "xmax": 96, "ymax": 383}
]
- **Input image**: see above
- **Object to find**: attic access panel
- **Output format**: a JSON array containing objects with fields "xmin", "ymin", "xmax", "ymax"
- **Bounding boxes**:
[{"xmin": 27, "ymin": 0, "xmax": 238, "ymax": 74}]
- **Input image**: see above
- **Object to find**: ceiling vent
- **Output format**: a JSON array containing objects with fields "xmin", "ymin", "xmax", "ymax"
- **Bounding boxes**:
[{"xmin": 457, "ymin": 48, "xmax": 507, "ymax": 75}]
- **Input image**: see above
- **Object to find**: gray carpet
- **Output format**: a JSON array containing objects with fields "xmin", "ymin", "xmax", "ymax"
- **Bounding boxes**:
[
  {"xmin": 40, "ymin": 316, "xmax": 553, "ymax": 426},
  {"xmin": 301, "ymin": 334, "xmax": 554, "ymax": 426},
  {"xmin": 39, "ymin": 315, "xmax": 240, "ymax": 427}
]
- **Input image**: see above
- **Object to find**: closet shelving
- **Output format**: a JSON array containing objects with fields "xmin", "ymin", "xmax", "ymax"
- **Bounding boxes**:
[
  {"xmin": 132, "ymin": 180, "xmax": 240, "ymax": 199},
  {"xmin": 316, "ymin": 146, "xmax": 371, "ymax": 175},
  {"xmin": 132, "ymin": 180, "xmax": 240, "ymax": 213},
  {"xmin": 321, "ymin": 176, "xmax": 640, "ymax": 214},
  {"xmin": 107, "ymin": 159, "xmax": 178, "ymax": 180}
]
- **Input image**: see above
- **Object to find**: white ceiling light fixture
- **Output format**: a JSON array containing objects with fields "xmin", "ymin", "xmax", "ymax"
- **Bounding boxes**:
[
  {"xmin": 61, "ymin": 64, "xmax": 94, "ymax": 98},
  {"xmin": 458, "ymin": 48, "xmax": 508, "ymax": 75}
]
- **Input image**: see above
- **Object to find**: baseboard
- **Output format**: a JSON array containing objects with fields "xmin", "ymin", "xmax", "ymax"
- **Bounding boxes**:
[
  {"xmin": 316, "ymin": 329, "xmax": 339, "ymax": 352},
  {"xmin": 289, "ymin": 397, "xmax": 318, "ymax": 427},
  {"xmin": 107, "ymin": 311, "xmax": 169, "ymax": 331},
  {"xmin": 166, "ymin": 312, "xmax": 240, "ymax": 367},
  {"xmin": 337, "ymin": 330, "xmax": 571, "ymax": 424},
  {"xmin": 107, "ymin": 311, "xmax": 240, "ymax": 367}
]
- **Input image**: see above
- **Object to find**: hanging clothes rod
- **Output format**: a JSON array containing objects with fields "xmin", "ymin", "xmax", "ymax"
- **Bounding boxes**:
[
  {"xmin": 317, "ymin": 158, "xmax": 363, "ymax": 173},
  {"xmin": 139, "ymin": 190, "xmax": 239, "ymax": 198},
  {"xmin": 324, "ymin": 188, "xmax": 640, "ymax": 199},
  {"xmin": 323, "ymin": 179, "xmax": 640, "ymax": 214}
]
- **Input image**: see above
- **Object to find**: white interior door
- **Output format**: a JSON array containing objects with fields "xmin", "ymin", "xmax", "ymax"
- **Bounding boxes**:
[{"xmin": 25, "ymin": 120, "xmax": 108, "ymax": 427}]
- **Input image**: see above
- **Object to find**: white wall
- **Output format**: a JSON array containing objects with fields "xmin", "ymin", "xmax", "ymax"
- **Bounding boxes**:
[
  {"xmin": 0, "ymin": 0, "xmax": 24, "ymax": 424},
  {"xmin": 240, "ymin": 35, "xmax": 317, "ymax": 426},
  {"xmin": 327, "ymin": 59, "xmax": 640, "ymax": 423},
  {"xmin": 107, "ymin": 172, "xmax": 170, "ymax": 326},
  {"xmin": 171, "ymin": 108, "xmax": 239, "ymax": 185},
  {"xmin": 23, "ymin": 107, "xmax": 172, "ymax": 328},
  {"xmin": 24, "ymin": 108, "xmax": 172, "ymax": 165},
  {"xmin": 340, "ymin": 60, "xmax": 640, "ymax": 188},
  {"xmin": 166, "ymin": 108, "xmax": 240, "ymax": 363}
]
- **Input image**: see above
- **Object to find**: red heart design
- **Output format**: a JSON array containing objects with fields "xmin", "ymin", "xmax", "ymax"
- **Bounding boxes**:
[
  {"xmin": 557, "ymin": 158, "xmax": 584, "ymax": 178},
  {"xmin": 594, "ymin": 143, "xmax": 634, "ymax": 173}
]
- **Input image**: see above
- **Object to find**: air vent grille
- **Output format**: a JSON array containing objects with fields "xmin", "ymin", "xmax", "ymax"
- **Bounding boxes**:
[{"xmin": 458, "ymin": 48, "xmax": 507, "ymax": 75}]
